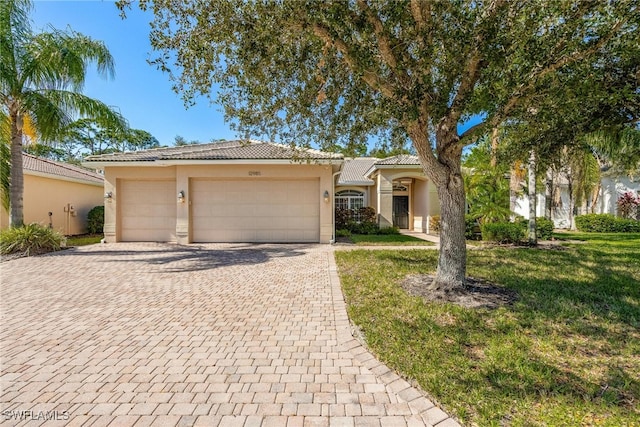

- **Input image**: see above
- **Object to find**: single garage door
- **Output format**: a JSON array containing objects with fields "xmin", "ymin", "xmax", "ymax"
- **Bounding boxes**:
[
  {"xmin": 120, "ymin": 180, "xmax": 176, "ymax": 242},
  {"xmin": 191, "ymin": 179, "xmax": 320, "ymax": 243}
]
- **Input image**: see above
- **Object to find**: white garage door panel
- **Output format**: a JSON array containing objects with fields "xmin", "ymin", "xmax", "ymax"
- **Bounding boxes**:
[
  {"xmin": 120, "ymin": 180, "xmax": 176, "ymax": 242},
  {"xmin": 192, "ymin": 179, "xmax": 320, "ymax": 243}
]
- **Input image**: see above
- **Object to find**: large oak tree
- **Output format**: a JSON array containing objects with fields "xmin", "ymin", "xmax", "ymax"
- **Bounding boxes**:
[{"xmin": 121, "ymin": 0, "xmax": 638, "ymax": 289}]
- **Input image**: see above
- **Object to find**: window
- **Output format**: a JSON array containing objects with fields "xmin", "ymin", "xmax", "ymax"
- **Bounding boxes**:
[{"xmin": 335, "ymin": 190, "xmax": 365, "ymax": 221}]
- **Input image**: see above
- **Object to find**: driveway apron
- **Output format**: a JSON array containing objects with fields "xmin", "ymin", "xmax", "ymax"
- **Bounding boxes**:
[{"xmin": 0, "ymin": 243, "xmax": 458, "ymax": 427}]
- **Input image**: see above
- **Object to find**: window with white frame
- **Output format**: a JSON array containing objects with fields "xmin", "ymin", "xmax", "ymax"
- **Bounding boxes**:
[{"xmin": 335, "ymin": 190, "xmax": 366, "ymax": 222}]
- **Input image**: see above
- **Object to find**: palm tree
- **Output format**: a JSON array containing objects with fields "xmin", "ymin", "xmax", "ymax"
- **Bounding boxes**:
[{"xmin": 1, "ymin": 0, "xmax": 125, "ymax": 227}]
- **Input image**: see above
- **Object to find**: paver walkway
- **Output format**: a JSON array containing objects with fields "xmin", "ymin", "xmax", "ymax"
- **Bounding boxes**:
[{"xmin": 0, "ymin": 243, "xmax": 459, "ymax": 427}]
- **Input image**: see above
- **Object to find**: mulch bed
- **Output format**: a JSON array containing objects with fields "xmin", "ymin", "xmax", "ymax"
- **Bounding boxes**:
[{"xmin": 401, "ymin": 274, "xmax": 518, "ymax": 309}]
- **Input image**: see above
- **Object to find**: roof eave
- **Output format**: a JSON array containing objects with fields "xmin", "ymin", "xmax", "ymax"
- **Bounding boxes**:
[
  {"xmin": 82, "ymin": 158, "xmax": 343, "ymax": 168},
  {"xmin": 25, "ymin": 170, "xmax": 104, "ymax": 187}
]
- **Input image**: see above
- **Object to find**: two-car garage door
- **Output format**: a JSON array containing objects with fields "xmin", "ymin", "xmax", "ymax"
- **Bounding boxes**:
[
  {"xmin": 191, "ymin": 179, "xmax": 320, "ymax": 243},
  {"xmin": 118, "ymin": 179, "xmax": 320, "ymax": 243}
]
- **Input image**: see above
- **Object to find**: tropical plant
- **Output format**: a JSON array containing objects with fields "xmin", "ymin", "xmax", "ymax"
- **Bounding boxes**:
[
  {"xmin": 463, "ymin": 138, "xmax": 511, "ymax": 224},
  {"xmin": 0, "ymin": 222, "xmax": 66, "ymax": 255},
  {"xmin": 617, "ymin": 192, "xmax": 640, "ymax": 220},
  {"xmin": 1, "ymin": 0, "xmax": 125, "ymax": 227}
]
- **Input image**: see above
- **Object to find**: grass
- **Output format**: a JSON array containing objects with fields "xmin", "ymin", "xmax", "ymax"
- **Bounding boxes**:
[
  {"xmin": 66, "ymin": 234, "xmax": 103, "ymax": 246},
  {"xmin": 335, "ymin": 232, "xmax": 640, "ymax": 426},
  {"xmin": 348, "ymin": 234, "xmax": 435, "ymax": 246}
]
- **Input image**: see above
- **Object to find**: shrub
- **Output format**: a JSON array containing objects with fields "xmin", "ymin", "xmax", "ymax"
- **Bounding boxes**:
[
  {"xmin": 378, "ymin": 226, "xmax": 400, "ymax": 235},
  {"xmin": 518, "ymin": 217, "xmax": 554, "ymax": 240},
  {"xmin": 352, "ymin": 221, "xmax": 379, "ymax": 235},
  {"xmin": 0, "ymin": 223, "xmax": 66, "ymax": 256},
  {"xmin": 429, "ymin": 215, "xmax": 440, "ymax": 233},
  {"xmin": 481, "ymin": 221, "xmax": 525, "ymax": 243},
  {"xmin": 535, "ymin": 217, "xmax": 554, "ymax": 240},
  {"xmin": 617, "ymin": 192, "xmax": 640, "ymax": 219},
  {"xmin": 336, "ymin": 229, "xmax": 351, "ymax": 237},
  {"xmin": 575, "ymin": 214, "xmax": 640, "ymax": 232},
  {"xmin": 86, "ymin": 205, "xmax": 104, "ymax": 234},
  {"xmin": 358, "ymin": 207, "xmax": 377, "ymax": 224},
  {"xmin": 465, "ymin": 215, "xmax": 482, "ymax": 240}
]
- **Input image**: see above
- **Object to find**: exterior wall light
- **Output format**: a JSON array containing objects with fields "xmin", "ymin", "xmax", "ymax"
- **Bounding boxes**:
[
  {"xmin": 104, "ymin": 191, "xmax": 113, "ymax": 199},
  {"xmin": 323, "ymin": 190, "xmax": 330, "ymax": 203},
  {"xmin": 178, "ymin": 190, "xmax": 185, "ymax": 203}
]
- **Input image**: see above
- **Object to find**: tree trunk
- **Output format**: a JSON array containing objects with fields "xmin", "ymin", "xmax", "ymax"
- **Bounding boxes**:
[
  {"xmin": 490, "ymin": 126, "xmax": 499, "ymax": 168},
  {"xmin": 432, "ymin": 167, "xmax": 467, "ymax": 290},
  {"xmin": 544, "ymin": 171, "xmax": 553, "ymax": 220},
  {"xmin": 527, "ymin": 150, "xmax": 537, "ymax": 245},
  {"xmin": 409, "ymin": 121, "xmax": 467, "ymax": 291},
  {"xmin": 590, "ymin": 182, "xmax": 601, "ymax": 214},
  {"xmin": 9, "ymin": 109, "xmax": 25, "ymax": 228}
]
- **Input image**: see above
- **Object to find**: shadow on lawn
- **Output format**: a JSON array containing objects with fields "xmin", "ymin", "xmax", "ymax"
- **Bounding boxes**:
[{"xmin": 46, "ymin": 243, "xmax": 310, "ymax": 272}]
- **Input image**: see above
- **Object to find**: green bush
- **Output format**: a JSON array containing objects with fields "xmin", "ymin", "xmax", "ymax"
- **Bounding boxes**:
[
  {"xmin": 378, "ymin": 226, "xmax": 400, "ymax": 235},
  {"xmin": 0, "ymin": 223, "xmax": 66, "ymax": 256},
  {"xmin": 336, "ymin": 229, "xmax": 351, "ymax": 237},
  {"xmin": 518, "ymin": 217, "xmax": 554, "ymax": 240},
  {"xmin": 575, "ymin": 214, "xmax": 640, "ymax": 232},
  {"xmin": 465, "ymin": 215, "xmax": 482, "ymax": 240},
  {"xmin": 353, "ymin": 221, "xmax": 379, "ymax": 235},
  {"xmin": 481, "ymin": 221, "xmax": 525, "ymax": 243},
  {"xmin": 86, "ymin": 205, "xmax": 104, "ymax": 234},
  {"xmin": 535, "ymin": 217, "xmax": 554, "ymax": 240}
]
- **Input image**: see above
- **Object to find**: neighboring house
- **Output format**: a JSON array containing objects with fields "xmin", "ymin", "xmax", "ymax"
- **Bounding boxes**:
[
  {"xmin": 513, "ymin": 171, "xmax": 640, "ymax": 228},
  {"xmin": 82, "ymin": 140, "xmax": 442, "ymax": 244},
  {"xmin": 336, "ymin": 155, "xmax": 440, "ymax": 232},
  {"xmin": 1, "ymin": 153, "xmax": 104, "ymax": 235}
]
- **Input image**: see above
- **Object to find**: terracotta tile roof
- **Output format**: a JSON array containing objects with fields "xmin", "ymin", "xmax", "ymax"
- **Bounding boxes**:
[
  {"xmin": 22, "ymin": 153, "xmax": 103, "ymax": 184},
  {"xmin": 83, "ymin": 140, "xmax": 343, "ymax": 162},
  {"xmin": 337, "ymin": 158, "xmax": 377, "ymax": 185}
]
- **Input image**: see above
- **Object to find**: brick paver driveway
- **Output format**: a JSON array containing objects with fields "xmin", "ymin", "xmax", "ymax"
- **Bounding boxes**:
[{"xmin": 1, "ymin": 243, "xmax": 458, "ymax": 427}]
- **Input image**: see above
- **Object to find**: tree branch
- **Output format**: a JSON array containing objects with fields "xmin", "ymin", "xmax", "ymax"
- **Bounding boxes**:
[
  {"xmin": 311, "ymin": 23, "xmax": 395, "ymax": 99},
  {"xmin": 493, "ymin": 16, "xmax": 629, "ymax": 127}
]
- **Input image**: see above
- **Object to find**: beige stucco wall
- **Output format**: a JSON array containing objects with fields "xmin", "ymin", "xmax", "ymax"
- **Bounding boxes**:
[
  {"xmin": 103, "ymin": 163, "xmax": 338, "ymax": 244},
  {"xmin": 0, "ymin": 173, "xmax": 104, "ymax": 235},
  {"xmin": 412, "ymin": 179, "xmax": 429, "ymax": 232}
]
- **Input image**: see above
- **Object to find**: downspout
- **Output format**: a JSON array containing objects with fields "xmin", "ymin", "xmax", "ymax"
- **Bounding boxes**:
[{"xmin": 330, "ymin": 170, "xmax": 341, "ymax": 244}]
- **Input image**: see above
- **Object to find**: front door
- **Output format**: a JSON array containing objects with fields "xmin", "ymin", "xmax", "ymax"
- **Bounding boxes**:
[{"xmin": 392, "ymin": 196, "xmax": 409, "ymax": 229}]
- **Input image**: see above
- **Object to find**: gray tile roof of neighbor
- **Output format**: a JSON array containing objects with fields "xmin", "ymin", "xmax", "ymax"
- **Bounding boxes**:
[
  {"xmin": 374, "ymin": 154, "xmax": 421, "ymax": 165},
  {"xmin": 23, "ymin": 153, "xmax": 103, "ymax": 184},
  {"xmin": 83, "ymin": 140, "xmax": 343, "ymax": 163},
  {"xmin": 337, "ymin": 158, "xmax": 377, "ymax": 185}
]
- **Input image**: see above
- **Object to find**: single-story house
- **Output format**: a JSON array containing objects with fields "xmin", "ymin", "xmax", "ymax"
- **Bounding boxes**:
[
  {"xmin": 82, "ymin": 140, "xmax": 441, "ymax": 244},
  {"xmin": 1, "ymin": 153, "xmax": 104, "ymax": 234},
  {"xmin": 513, "ymin": 171, "xmax": 640, "ymax": 228}
]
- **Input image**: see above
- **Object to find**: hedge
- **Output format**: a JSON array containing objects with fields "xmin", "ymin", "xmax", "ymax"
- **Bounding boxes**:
[
  {"xmin": 575, "ymin": 214, "xmax": 640, "ymax": 233},
  {"xmin": 481, "ymin": 222, "xmax": 525, "ymax": 243}
]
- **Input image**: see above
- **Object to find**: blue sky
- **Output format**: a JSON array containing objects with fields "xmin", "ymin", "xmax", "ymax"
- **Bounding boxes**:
[
  {"xmin": 31, "ymin": 1, "xmax": 237, "ymax": 146},
  {"xmin": 31, "ymin": 1, "xmax": 482, "ymax": 151}
]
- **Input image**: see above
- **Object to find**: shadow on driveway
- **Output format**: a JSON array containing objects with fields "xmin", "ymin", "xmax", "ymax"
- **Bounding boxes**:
[{"xmin": 46, "ymin": 243, "xmax": 312, "ymax": 272}]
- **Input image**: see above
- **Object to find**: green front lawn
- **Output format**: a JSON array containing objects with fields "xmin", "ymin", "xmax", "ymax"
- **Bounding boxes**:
[
  {"xmin": 66, "ymin": 234, "xmax": 103, "ymax": 246},
  {"xmin": 348, "ymin": 234, "xmax": 435, "ymax": 246},
  {"xmin": 335, "ymin": 232, "xmax": 640, "ymax": 426}
]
